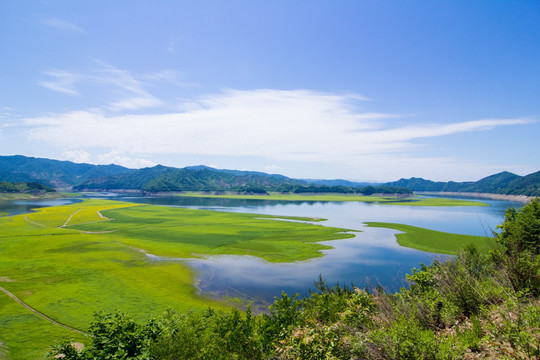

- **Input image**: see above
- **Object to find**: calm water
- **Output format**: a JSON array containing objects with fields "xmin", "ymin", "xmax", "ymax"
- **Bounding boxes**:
[
  {"xmin": 0, "ymin": 198, "xmax": 81, "ymax": 216},
  {"xmin": 0, "ymin": 195, "xmax": 524, "ymax": 307}
]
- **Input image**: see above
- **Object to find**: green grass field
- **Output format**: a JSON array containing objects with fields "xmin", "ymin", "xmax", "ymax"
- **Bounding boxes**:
[
  {"xmin": 0, "ymin": 199, "xmax": 354, "ymax": 359},
  {"xmin": 365, "ymin": 222, "xmax": 496, "ymax": 255},
  {"xmin": 176, "ymin": 192, "xmax": 488, "ymax": 206}
]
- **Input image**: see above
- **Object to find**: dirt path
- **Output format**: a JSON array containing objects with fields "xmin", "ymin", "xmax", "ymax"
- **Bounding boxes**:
[
  {"xmin": 97, "ymin": 210, "xmax": 113, "ymax": 221},
  {"xmin": 24, "ymin": 216, "xmax": 46, "ymax": 227},
  {"xmin": 61, "ymin": 208, "xmax": 82, "ymax": 227},
  {"xmin": 0, "ymin": 286, "xmax": 87, "ymax": 335}
]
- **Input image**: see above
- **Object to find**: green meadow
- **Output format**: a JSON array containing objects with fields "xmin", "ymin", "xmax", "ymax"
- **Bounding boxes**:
[
  {"xmin": 365, "ymin": 222, "xmax": 496, "ymax": 255},
  {"xmin": 176, "ymin": 192, "xmax": 488, "ymax": 206},
  {"xmin": 0, "ymin": 199, "xmax": 354, "ymax": 359}
]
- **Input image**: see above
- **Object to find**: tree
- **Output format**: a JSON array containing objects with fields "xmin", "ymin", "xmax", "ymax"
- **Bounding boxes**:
[{"xmin": 494, "ymin": 198, "xmax": 540, "ymax": 294}]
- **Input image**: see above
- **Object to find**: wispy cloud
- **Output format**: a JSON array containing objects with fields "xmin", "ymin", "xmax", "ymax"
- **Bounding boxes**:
[
  {"xmin": 97, "ymin": 150, "xmax": 155, "ymax": 168},
  {"xmin": 38, "ymin": 61, "xmax": 180, "ymax": 110},
  {"xmin": 62, "ymin": 149, "xmax": 91, "ymax": 163},
  {"xmin": 22, "ymin": 89, "xmax": 531, "ymax": 179},
  {"xmin": 42, "ymin": 17, "xmax": 86, "ymax": 34},
  {"xmin": 39, "ymin": 70, "xmax": 81, "ymax": 96},
  {"xmin": 167, "ymin": 41, "xmax": 175, "ymax": 53}
]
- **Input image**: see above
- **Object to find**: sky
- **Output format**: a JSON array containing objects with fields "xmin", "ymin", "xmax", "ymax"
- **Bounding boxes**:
[{"xmin": 1, "ymin": 1, "xmax": 539, "ymax": 182}]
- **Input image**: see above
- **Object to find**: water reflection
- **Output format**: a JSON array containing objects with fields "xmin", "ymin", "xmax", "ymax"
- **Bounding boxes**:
[
  {"xmin": 0, "ymin": 198, "xmax": 81, "ymax": 216},
  {"xmin": 148, "ymin": 226, "xmax": 448, "ymax": 309}
]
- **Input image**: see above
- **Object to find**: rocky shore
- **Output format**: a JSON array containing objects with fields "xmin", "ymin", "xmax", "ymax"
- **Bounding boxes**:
[{"xmin": 417, "ymin": 191, "xmax": 533, "ymax": 203}]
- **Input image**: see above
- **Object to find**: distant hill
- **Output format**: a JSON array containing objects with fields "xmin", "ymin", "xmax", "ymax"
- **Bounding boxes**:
[
  {"xmin": 1, "ymin": 155, "xmax": 537, "ymax": 196},
  {"xmin": 0, "ymin": 155, "xmax": 131, "ymax": 189},
  {"xmin": 0, "ymin": 181, "xmax": 55, "ymax": 193},
  {"xmin": 74, "ymin": 165, "xmax": 307, "ymax": 193},
  {"xmin": 384, "ymin": 171, "xmax": 540, "ymax": 197},
  {"xmin": 304, "ymin": 179, "xmax": 376, "ymax": 188},
  {"xmin": 0, "ymin": 155, "xmax": 407, "ymax": 195},
  {"xmin": 185, "ymin": 165, "xmax": 290, "ymax": 180}
]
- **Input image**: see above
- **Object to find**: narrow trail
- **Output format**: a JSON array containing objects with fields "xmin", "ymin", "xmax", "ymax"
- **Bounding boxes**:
[
  {"xmin": 61, "ymin": 208, "xmax": 81, "ymax": 228},
  {"xmin": 0, "ymin": 286, "xmax": 87, "ymax": 335},
  {"xmin": 24, "ymin": 216, "xmax": 46, "ymax": 227},
  {"xmin": 97, "ymin": 211, "xmax": 113, "ymax": 221}
]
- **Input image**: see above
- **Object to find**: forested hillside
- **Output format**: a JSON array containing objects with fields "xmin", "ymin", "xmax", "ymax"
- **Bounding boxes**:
[
  {"xmin": 0, "ymin": 181, "xmax": 55, "ymax": 193},
  {"xmin": 0, "ymin": 155, "xmax": 131, "ymax": 189},
  {"xmin": 385, "ymin": 171, "xmax": 540, "ymax": 196},
  {"xmin": 74, "ymin": 165, "xmax": 409, "ymax": 195},
  {"xmin": 1, "ymin": 155, "xmax": 537, "ymax": 196},
  {"xmin": 74, "ymin": 165, "xmax": 306, "ymax": 193}
]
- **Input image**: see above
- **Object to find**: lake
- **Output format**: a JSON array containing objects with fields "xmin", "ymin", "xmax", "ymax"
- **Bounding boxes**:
[{"xmin": 0, "ymin": 195, "xmax": 523, "ymax": 308}]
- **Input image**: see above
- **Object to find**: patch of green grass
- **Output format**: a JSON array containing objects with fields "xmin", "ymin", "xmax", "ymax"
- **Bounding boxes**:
[
  {"xmin": 176, "ymin": 192, "xmax": 488, "ymax": 206},
  {"xmin": 0, "ymin": 199, "xmax": 355, "ymax": 359},
  {"xmin": 70, "ymin": 203, "xmax": 355, "ymax": 262},
  {"xmin": 0, "ymin": 293, "xmax": 87, "ymax": 360},
  {"xmin": 365, "ymin": 222, "xmax": 496, "ymax": 255}
]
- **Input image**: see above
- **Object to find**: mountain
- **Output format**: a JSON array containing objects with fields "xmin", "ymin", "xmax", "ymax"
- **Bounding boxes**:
[
  {"xmin": 384, "ymin": 171, "xmax": 540, "ymax": 197},
  {"xmin": 468, "ymin": 171, "xmax": 522, "ymax": 193},
  {"xmin": 0, "ymin": 181, "xmax": 55, "ymax": 193},
  {"xmin": 1, "ymin": 155, "xmax": 537, "ymax": 196},
  {"xmin": 0, "ymin": 155, "xmax": 132, "ymax": 189},
  {"xmin": 74, "ymin": 165, "xmax": 307, "ymax": 192},
  {"xmin": 505, "ymin": 171, "xmax": 540, "ymax": 196},
  {"xmin": 185, "ymin": 165, "xmax": 291, "ymax": 180},
  {"xmin": 304, "ymin": 179, "xmax": 377, "ymax": 188}
]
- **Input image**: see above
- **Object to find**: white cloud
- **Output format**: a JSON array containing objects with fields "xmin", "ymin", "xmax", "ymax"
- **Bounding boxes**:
[
  {"xmin": 38, "ymin": 62, "xmax": 176, "ymax": 111},
  {"xmin": 62, "ymin": 149, "xmax": 91, "ymax": 163},
  {"xmin": 42, "ymin": 18, "xmax": 86, "ymax": 34},
  {"xmin": 264, "ymin": 165, "xmax": 281, "ymax": 173},
  {"xmin": 374, "ymin": 118, "xmax": 532, "ymax": 141},
  {"xmin": 39, "ymin": 70, "xmax": 81, "ymax": 96},
  {"xmin": 97, "ymin": 150, "xmax": 155, "ymax": 168},
  {"xmin": 22, "ymin": 88, "xmax": 530, "ymax": 180},
  {"xmin": 108, "ymin": 96, "xmax": 163, "ymax": 112}
]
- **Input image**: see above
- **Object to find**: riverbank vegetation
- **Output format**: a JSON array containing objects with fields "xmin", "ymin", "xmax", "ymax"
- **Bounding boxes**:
[{"xmin": 50, "ymin": 199, "xmax": 540, "ymax": 359}]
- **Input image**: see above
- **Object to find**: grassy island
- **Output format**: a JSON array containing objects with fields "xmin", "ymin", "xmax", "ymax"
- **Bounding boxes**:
[{"xmin": 365, "ymin": 222, "xmax": 495, "ymax": 254}]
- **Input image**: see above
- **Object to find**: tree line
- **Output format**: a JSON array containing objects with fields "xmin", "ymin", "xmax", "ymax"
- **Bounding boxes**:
[{"xmin": 0, "ymin": 181, "xmax": 55, "ymax": 193}]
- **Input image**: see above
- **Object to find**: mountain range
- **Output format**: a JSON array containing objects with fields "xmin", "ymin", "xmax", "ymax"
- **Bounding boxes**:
[
  {"xmin": 385, "ymin": 171, "xmax": 540, "ymax": 197},
  {"xmin": 0, "ymin": 155, "xmax": 538, "ymax": 196}
]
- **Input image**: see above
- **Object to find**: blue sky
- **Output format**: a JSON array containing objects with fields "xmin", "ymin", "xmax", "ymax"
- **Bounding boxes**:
[{"xmin": 1, "ymin": 1, "xmax": 539, "ymax": 182}]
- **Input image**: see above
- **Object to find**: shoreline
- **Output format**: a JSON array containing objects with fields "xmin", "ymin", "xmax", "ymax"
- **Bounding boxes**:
[
  {"xmin": 0, "ymin": 192, "xmax": 76, "ymax": 201},
  {"xmin": 417, "ymin": 191, "xmax": 533, "ymax": 203}
]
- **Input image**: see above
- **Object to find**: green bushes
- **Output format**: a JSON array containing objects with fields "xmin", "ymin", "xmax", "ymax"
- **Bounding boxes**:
[{"xmin": 493, "ymin": 198, "xmax": 540, "ymax": 295}]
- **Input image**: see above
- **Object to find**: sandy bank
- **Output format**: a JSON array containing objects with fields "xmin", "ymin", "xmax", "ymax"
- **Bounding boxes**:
[{"xmin": 417, "ymin": 191, "xmax": 533, "ymax": 203}]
